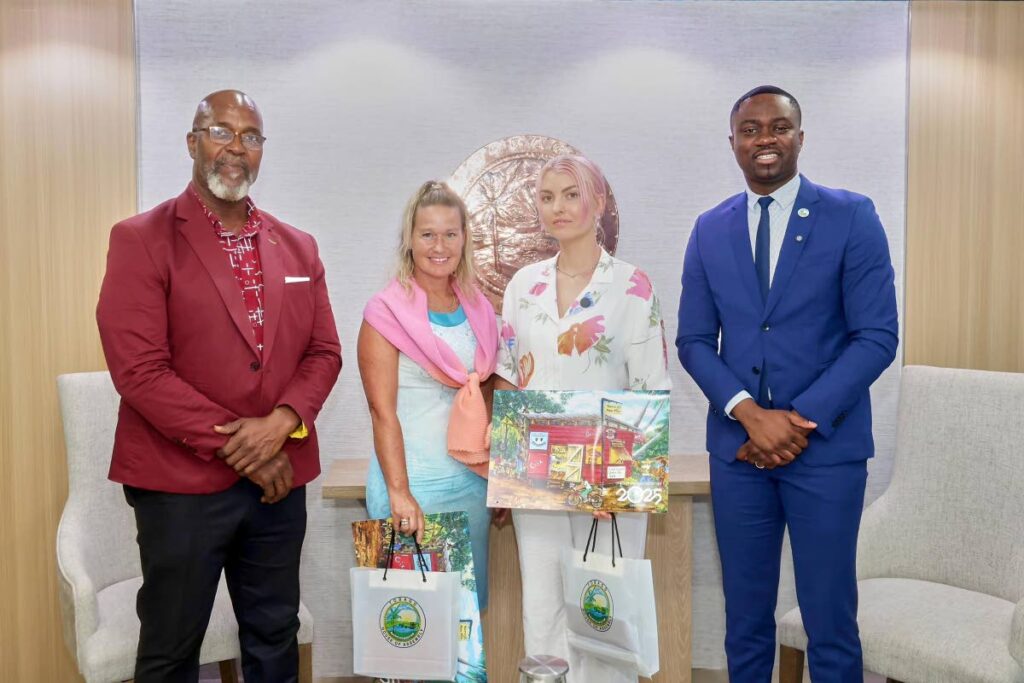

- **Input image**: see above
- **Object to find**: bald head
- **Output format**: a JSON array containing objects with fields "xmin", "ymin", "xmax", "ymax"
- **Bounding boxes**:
[{"xmin": 193, "ymin": 89, "xmax": 262, "ymax": 130}]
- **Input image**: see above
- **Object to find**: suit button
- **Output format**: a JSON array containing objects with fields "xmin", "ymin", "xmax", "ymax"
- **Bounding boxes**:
[
  {"xmin": 752, "ymin": 366, "xmax": 760, "ymax": 375},
  {"xmin": 761, "ymin": 324, "xmax": 770, "ymax": 332},
  {"xmin": 250, "ymin": 361, "xmax": 261, "ymax": 371}
]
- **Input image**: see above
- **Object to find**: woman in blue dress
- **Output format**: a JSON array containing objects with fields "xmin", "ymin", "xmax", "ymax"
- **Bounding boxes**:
[{"xmin": 358, "ymin": 180, "xmax": 498, "ymax": 609}]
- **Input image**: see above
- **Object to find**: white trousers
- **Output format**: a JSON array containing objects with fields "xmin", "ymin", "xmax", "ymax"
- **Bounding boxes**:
[{"xmin": 513, "ymin": 509, "xmax": 647, "ymax": 683}]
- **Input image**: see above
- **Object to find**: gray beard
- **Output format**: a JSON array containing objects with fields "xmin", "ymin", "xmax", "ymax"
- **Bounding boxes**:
[{"xmin": 206, "ymin": 170, "xmax": 251, "ymax": 202}]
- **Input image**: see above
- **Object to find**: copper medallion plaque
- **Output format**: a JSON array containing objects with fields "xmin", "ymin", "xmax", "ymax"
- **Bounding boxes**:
[{"xmin": 448, "ymin": 135, "xmax": 619, "ymax": 313}]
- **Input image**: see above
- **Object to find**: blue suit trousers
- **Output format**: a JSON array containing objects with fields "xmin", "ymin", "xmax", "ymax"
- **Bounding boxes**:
[{"xmin": 710, "ymin": 456, "xmax": 867, "ymax": 683}]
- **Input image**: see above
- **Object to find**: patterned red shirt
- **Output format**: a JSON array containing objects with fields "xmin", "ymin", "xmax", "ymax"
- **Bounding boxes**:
[{"xmin": 188, "ymin": 184, "xmax": 266, "ymax": 355}]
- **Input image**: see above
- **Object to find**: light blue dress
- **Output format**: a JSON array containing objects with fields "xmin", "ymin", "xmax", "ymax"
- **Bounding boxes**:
[{"xmin": 365, "ymin": 306, "xmax": 490, "ymax": 609}]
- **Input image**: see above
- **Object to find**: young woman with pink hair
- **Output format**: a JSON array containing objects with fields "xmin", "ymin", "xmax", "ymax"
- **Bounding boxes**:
[{"xmin": 495, "ymin": 155, "xmax": 671, "ymax": 682}]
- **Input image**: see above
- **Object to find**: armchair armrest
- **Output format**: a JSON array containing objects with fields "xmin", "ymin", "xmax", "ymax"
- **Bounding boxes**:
[
  {"xmin": 1012, "ymin": 598, "xmax": 1024, "ymax": 669},
  {"xmin": 55, "ymin": 513, "xmax": 99, "ymax": 668}
]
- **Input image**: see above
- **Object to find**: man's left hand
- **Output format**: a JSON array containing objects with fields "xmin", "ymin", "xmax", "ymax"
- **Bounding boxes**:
[
  {"xmin": 215, "ymin": 406, "xmax": 300, "ymax": 475},
  {"xmin": 788, "ymin": 410, "xmax": 816, "ymax": 436}
]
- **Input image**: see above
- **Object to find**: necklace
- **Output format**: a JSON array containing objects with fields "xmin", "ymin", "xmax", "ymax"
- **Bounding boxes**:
[
  {"xmin": 555, "ymin": 258, "xmax": 598, "ymax": 280},
  {"xmin": 427, "ymin": 292, "xmax": 458, "ymax": 313}
]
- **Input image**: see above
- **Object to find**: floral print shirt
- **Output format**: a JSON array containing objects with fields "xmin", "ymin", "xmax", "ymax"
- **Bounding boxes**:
[{"xmin": 496, "ymin": 248, "xmax": 671, "ymax": 392}]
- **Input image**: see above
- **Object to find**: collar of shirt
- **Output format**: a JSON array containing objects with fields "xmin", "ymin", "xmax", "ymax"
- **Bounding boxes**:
[
  {"xmin": 591, "ymin": 247, "xmax": 616, "ymax": 284},
  {"xmin": 187, "ymin": 182, "xmax": 262, "ymax": 238},
  {"xmin": 745, "ymin": 173, "xmax": 801, "ymax": 213}
]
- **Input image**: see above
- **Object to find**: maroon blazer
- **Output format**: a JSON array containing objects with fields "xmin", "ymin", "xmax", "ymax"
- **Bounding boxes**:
[{"xmin": 97, "ymin": 188, "xmax": 342, "ymax": 493}]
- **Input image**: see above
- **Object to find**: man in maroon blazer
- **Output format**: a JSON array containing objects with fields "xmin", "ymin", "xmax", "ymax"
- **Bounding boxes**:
[{"xmin": 97, "ymin": 90, "xmax": 341, "ymax": 683}]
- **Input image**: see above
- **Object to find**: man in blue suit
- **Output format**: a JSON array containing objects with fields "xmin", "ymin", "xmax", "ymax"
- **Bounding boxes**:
[{"xmin": 676, "ymin": 86, "xmax": 898, "ymax": 682}]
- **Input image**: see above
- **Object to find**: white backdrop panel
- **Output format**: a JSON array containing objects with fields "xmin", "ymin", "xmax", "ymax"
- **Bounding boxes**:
[{"xmin": 136, "ymin": 0, "xmax": 908, "ymax": 674}]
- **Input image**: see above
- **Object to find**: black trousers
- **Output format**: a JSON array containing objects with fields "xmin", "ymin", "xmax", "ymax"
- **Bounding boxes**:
[{"xmin": 124, "ymin": 479, "xmax": 307, "ymax": 683}]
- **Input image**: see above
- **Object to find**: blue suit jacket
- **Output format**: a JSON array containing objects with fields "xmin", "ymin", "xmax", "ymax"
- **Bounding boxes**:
[{"xmin": 676, "ymin": 175, "xmax": 898, "ymax": 465}]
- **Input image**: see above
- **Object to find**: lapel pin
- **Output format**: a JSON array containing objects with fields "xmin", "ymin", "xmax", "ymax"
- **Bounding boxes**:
[
  {"xmin": 797, "ymin": 208, "xmax": 810, "ymax": 218},
  {"xmin": 795, "ymin": 235, "xmax": 804, "ymax": 243}
]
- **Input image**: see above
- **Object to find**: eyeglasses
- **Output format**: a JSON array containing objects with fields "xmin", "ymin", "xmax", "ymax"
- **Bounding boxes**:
[{"xmin": 192, "ymin": 126, "xmax": 267, "ymax": 151}]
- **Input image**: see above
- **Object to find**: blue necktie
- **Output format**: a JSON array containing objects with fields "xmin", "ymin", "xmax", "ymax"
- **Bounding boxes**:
[
  {"xmin": 755, "ymin": 196, "xmax": 773, "ymax": 406},
  {"xmin": 755, "ymin": 196, "xmax": 773, "ymax": 304}
]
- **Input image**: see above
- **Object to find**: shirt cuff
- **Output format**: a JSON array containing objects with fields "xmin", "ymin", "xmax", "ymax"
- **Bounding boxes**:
[
  {"xmin": 724, "ymin": 391, "xmax": 754, "ymax": 420},
  {"xmin": 288, "ymin": 422, "xmax": 308, "ymax": 439}
]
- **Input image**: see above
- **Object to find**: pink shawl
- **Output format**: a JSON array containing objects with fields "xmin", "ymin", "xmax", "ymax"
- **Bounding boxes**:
[{"xmin": 363, "ymin": 278, "xmax": 498, "ymax": 477}]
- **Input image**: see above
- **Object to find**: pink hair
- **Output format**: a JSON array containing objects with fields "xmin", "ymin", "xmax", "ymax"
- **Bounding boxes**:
[{"xmin": 535, "ymin": 154, "xmax": 608, "ymax": 218}]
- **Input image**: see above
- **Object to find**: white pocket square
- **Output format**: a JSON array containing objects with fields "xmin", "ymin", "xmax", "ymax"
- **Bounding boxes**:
[{"xmin": 284, "ymin": 276, "xmax": 310, "ymax": 284}]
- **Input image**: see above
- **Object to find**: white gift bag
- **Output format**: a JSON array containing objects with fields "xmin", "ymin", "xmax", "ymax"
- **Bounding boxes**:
[
  {"xmin": 351, "ymin": 534, "xmax": 460, "ymax": 681},
  {"xmin": 561, "ymin": 516, "xmax": 660, "ymax": 677}
]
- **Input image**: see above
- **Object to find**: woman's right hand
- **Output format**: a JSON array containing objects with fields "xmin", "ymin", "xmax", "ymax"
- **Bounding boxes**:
[
  {"xmin": 491, "ymin": 507, "xmax": 511, "ymax": 528},
  {"xmin": 389, "ymin": 488, "xmax": 426, "ymax": 543}
]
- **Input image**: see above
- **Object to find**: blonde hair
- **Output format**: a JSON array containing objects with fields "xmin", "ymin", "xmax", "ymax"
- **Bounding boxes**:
[{"xmin": 395, "ymin": 180, "xmax": 475, "ymax": 291}]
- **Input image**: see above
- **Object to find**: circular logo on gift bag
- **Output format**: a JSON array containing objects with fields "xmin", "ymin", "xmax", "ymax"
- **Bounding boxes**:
[
  {"xmin": 380, "ymin": 596, "xmax": 426, "ymax": 647},
  {"xmin": 580, "ymin": 579, "xmax": 613, "ymax": 632}
]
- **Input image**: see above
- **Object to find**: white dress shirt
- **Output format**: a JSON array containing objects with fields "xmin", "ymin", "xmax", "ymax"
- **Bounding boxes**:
[{"xmin": 724, "ymin": 173, "xmax": 802, "ymax": 417}]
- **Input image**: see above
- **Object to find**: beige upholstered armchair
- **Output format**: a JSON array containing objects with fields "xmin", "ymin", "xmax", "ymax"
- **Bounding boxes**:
[
  {"xmin": 778, "ymin": 366, "xmax": 1024, "ymax": 683},
  {"xmin": 56, "ymin": 371, "xmax": 314, "ymax": 682}
]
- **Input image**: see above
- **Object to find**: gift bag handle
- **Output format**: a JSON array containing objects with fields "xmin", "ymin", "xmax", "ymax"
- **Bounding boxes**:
[
  {"xmin": 382, "ymin": 524, "xmax": 429, "ymax": 583},
  {"xmin": 582, "ymin": 517, "xmax": 598, "ymax": 562},
  {"xmin": 411, "ymin": 537, "xmax": 429, "ymax": 582},
  {"xmin": 582, "ymin": 513, "xmax": 624, "ymax": 567}
]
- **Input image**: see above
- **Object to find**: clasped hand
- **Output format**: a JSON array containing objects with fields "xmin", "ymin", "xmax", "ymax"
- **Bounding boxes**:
[
  {"xmin": 733, "ymin": 400, "xmax": 816, "ymax": 469},
  {"xmin": 214, "ymin": 406, "xmax": 300, "ymax": 503},
  {"xmin": 246, "ymin": 452, "xmax": 294, "ymax": 503}
]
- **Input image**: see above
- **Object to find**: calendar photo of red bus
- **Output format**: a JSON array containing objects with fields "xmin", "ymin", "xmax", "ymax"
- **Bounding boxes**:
[{"xmin": 487, "ymin": 390, "xmax": 670, "ymax": 513}]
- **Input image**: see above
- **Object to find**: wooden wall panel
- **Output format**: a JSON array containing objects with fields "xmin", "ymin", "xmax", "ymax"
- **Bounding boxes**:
[
  {"xmin": 905, "ymin": 0, "xmax": 1024, "ymax": 372},
  {"xmin": 0, "ymin": 0, "xmax": 136, "ymax": 679}
]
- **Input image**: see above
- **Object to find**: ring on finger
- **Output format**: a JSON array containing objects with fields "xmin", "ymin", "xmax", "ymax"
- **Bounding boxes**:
[{"xmin": 399, "ymin": 517, "xmax": 410, "ymax": 528}]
